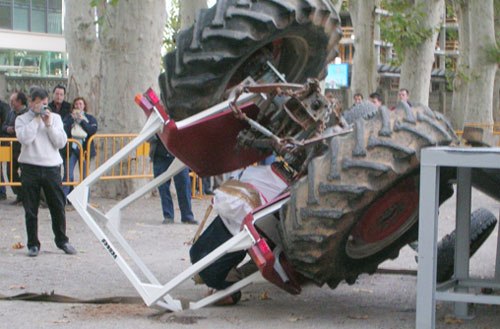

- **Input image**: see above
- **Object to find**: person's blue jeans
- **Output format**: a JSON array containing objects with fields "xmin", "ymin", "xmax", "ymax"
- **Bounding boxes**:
[
  {"xmin": 153, "ymin": 154, "xmax": 194, "ymax": 221},
  {"xmin": 62, "ymin": 152, "xmax": 87, "ymax": 197}
]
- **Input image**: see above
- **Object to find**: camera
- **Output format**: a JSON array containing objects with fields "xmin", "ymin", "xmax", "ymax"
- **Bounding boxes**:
[{"xmin": 40, "ymin": 105, "xmax": 48, "ymax": 117}]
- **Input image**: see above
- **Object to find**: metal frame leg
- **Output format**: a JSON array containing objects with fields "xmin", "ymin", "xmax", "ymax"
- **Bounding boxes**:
[
  {"xmin": 68, "ymin": 113, "xmax": 185, "ymax": 311},
  {"xmin": 67, "ymin": 111, "xmax": 265, "ymax": 311},
  {"xmin": 66, "ymin": 89, "xmax": 296, "ymax": 311},
  {"xmin": 416, "ymin": 163, "xmax": 440, "ymax": 329},
  {"xmin": 454, "ymin": 168, "xmax": 472, "ymax": 318},
  {"xmin": 190, "ymin": 271, "xmax": 265, "ymax": 310}
]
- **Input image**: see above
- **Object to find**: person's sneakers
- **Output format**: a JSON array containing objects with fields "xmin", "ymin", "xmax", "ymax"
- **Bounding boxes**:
[
  {"xmin": 182, "ymin": 218, "xmax": 198, "ymax": 225},
  {"xmin": 59, "ymin": 242, "xmax": 77, "ymax": 255},
  {"xmin": 162, "ymin": 217, "xmax": 174, "ymax": 224},
  {"xmin": 27, "ymin": 246, "xmax": 39, "ymax": 257}
]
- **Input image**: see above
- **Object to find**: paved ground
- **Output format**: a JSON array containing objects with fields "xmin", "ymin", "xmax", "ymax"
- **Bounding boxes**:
[{"xmin": 1, "ymin": 186, "xmax": 500, "ymax": 329}]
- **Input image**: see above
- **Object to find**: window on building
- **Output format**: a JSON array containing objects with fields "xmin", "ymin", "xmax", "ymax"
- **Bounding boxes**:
[
  {"xmin": 0, "ymin": 1, "xmax": 11, "ymax": 29},
  {"xmin": 0, "ymin": 0, "xmax": 62, "ymax": 34},
  {"xmin": 0, "ymin": 49, "xmax": 67, "ymax": 77},
  {"xmin": 31, "ymin": 0, "xmax": 46, "ymax": 32},
  {"xmin": 13, "ymin": 0, "xmax": 29, "ymax": 31},
  {"xmin": 47, "ymin": 0, "xmax": 61, "ymax": 33}
]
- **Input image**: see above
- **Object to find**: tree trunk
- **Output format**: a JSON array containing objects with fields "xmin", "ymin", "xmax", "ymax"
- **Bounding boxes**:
[
  {"xmin": 399, "ymin": 0, "xmax": 444, "ymax": 106},
  {"xmin": 464, "ymin": 0, "xmax": 497, "ymax": 125},
  {"xmin": 64, "ymin": 0, "xmax": 101, "ymax": 116},
  {"xmin": 493, "ymin": 69, "xmax": 500, "ymax": 124},
  {"xmin": 449, "ymin": 0, "xmax": 470, "ymax": 129},
  {"xmin": 180, "ymin": 0, "xmax": 207, "ymax": 30},
  {"xmin": 494, "ymin": 2, "xmax": 500, "ymax": 124},
  {"xmin": 97, "ymin": 0, "xmax": 166, "ymax": 196},
  {"xmin": 349, "ymin": 0, "xmax": 378, "ymax": 101},
  {"xmin": 65, "ymin": 0, "xmax": 166, "ymax": 197}
]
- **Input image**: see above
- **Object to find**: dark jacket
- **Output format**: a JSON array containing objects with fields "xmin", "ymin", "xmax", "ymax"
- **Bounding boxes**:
[
  {"xmin": 2, "ymin": 106, "xmax": 28, "ymax": 151},
  {"xmin": 63, "ymin": 112, "xmax": 98, "ymax": 159},
  {"xmin": 48, "ymin": 100, "xmax": 72, "ymax": 119},
  {"xmin": 0, "ymin": 100, "xmax": 9, "ymax": 137},
  {"xmin": 2, "ymin": 106, "xmax": 28, "ymax": 136}
]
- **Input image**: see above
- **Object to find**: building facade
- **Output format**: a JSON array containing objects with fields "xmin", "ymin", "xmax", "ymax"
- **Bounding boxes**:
[{"xmin": 0, "ymin": 0, "xmax": 66, "ymax": 99}]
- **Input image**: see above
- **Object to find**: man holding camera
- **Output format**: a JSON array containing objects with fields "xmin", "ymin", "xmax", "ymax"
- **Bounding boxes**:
[{"xmin": 15, "ymin": 87, "xmax": 76, "ymax": 257}]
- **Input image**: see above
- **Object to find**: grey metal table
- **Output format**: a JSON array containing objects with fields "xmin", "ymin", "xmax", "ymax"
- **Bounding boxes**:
[{"xmin": 416, "ymin": 147, "xmax": 500, "ymax": 329}]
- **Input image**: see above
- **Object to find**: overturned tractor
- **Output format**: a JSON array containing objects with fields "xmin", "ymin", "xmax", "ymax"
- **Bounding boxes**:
[{"xmin": 69, "ymin": 0, "xmax": 497, "ymax": 311}]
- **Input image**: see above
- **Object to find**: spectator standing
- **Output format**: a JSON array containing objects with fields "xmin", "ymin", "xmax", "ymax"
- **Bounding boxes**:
[
  {"xmin": 48, "ymin": 85, "xmax": 71, "ymax": 118},
  {"xmin": 26, "ymin": 85, "xmax": 48, "ymax": 208},
  {"xmin": 62, "ymin": 97, "xmax": 98, "ymax": 196},
  {"xmin": 149, "ymin": 136, "xmax": 196, "ymax": 225},
  {"xmin": 2, "ymin": 92, "xmax": 28, "ymax": 204},
  {"xmin": 398, "ymin": 88, "xmax": 411, "ymax": 105},
  {"xmin": 15, "ymin": 87, "xmax": 76, "ymax": 257},
  {"xmin": 353, "ymin": 93, "xmax": 363, "ymax": 104},
  {"xmin": 48, "ymin": 85, "xmax": 71, "ymax": 183},
  {"xmin": 369, "ymin": 92, "xmax": 383, "ymax": 108},
  {"xmin": 0, "ymin": 98, "xmax": 9, "ymax": 200},
  {"xmin": 391, "ymin": 88, "xmax": 412, "ymax": 110}
]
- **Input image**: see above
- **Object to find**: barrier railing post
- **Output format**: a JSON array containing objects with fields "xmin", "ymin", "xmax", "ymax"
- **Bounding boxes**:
[{"xmin": 0, "ymin": 138, "xmax": 22, "ymax": 188}]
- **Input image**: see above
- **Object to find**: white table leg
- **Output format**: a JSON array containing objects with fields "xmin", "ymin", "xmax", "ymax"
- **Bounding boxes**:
[
  {"xmin": 454, "ymin": 168, "xmax": 472, "ymax": 318},
  {"xmin": 416, "ymin": 163, "xmax": 440, "ymax": 329}
]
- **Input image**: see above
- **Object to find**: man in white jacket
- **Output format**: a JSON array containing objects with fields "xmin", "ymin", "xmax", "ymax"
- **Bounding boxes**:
[{"xmin": 15, "ymin": 87, "xmax": 76, "ymax": 257}]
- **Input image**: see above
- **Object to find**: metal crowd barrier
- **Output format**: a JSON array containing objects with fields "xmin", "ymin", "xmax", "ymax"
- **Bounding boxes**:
[
  {"xmin": 0, "ymin": 136, "xmax": 149, "ymax": 187},
  {"xmin": 0, "ymin": 138, "xmax": 83, "ymax": 187},
  {"xmin": 85, "ymin": 134, "xmax": 152, "ymax": 180},
  {"xmin": 0, "ymin": 135, "xmax": 206, "ymax": 198},
  {"xmin": 0, "ymin": 137, "xmax": 21, "ymax": 187},
  {"xmin": 63, "ymin": 139, "xmax": 84, "ymax": 187}
]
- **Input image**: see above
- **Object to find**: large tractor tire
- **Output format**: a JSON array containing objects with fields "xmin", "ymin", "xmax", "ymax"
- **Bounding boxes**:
[
  {"xmin": 159, "ymin": 0, "xmax": 341, "ymax": 120},
  {"xmin": 279, "ymin": 102, "xmax": 459, "ymax": 288}
]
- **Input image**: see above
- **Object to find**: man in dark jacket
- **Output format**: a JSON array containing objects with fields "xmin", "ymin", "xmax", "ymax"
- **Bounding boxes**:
[
  {"xmin": 48, "ymin": 84, "xmax": 71, "ymax": 185},
  {"xmin": 2, "ymin": 92, "xmax": 28, "ymax": 204},
  {"xmin": 48, "ymin": 85, "xmax": 71, "ymax": 119}
]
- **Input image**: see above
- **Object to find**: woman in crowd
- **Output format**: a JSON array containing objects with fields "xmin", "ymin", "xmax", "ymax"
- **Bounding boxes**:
[{"xmin": 62, "ymin": 97, "xmax": 98, "ymax": 197}]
